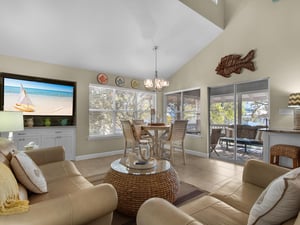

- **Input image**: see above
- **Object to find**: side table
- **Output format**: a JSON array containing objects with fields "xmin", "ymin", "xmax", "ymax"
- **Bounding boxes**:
[{"xmin": 103, "ymin": 158, "xmax": 180, "ymax": 216}]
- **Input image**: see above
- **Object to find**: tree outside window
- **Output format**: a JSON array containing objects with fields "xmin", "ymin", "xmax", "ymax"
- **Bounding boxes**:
[
  {"xmin": 210, "ymin": 92, "xmax": 268, "ymax": 126},
  {"xmin": 164, "ymin": 89, "xmax": 200, "ymax": 135},
  {"xmin": 89, "ymin": 84, "xmax": 155, "ymax": 138}
]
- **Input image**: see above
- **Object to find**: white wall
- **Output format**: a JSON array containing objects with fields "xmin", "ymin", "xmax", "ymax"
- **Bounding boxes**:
[{"xmin": 165, "ymin": 0, "xmax": 300, "ymax": 153}]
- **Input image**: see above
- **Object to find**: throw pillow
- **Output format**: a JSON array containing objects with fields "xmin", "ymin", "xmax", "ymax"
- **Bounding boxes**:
[
  {"xmin": 255, "ymin": 130, "xmax": 263, "ymax": 143},
  {"xmin": 247, "ymin": 167, "xmax": 300, "ymax": 225},
  {"xmin": 11, "ymin": 151, "xmax": 47, "ymax": 194},
  {"xmin": 0, "ymin": 162, "xmax": 29, "ymax": 215},
  {"xmin": 225, "ymin": 127, "xmax": 234, "ymax": 138}
]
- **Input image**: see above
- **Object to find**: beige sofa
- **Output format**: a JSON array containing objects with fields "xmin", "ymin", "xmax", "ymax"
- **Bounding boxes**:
[
  {"xmin": 0, "ymin": 138, "xmax": 118, "ymax": 225},
  {"xmin": 137, "ymin": 159, "xmax": 300, "ymax": 225}
]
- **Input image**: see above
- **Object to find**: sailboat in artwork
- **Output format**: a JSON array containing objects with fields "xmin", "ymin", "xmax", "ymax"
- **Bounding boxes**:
[{"xmin": 14, "ymin": 84, "xmax": 35, "ymax": 112}]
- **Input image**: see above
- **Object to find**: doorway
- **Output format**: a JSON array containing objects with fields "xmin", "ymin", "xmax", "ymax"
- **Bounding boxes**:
[{"xmin": 208, "ymin": 79, "xmax": 269, "ymax": 164}]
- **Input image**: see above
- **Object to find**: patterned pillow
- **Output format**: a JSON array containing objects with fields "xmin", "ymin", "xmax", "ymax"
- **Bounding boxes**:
[
  {"xmin": 248, "ymin": 167, "xmax": 300, "ymax": 225},
  {"xmin": 0, "ymin": 162, "xmax": 29, "ymax": 215},
  {"xmin": 10, "ymin": 152, "xmax": 47, "ymax": 194}
]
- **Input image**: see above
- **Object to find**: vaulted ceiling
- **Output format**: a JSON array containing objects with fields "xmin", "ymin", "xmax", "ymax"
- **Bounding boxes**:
[{"xmin": 0, "ymin": 0, "xmax": 224, "ymax": 79}]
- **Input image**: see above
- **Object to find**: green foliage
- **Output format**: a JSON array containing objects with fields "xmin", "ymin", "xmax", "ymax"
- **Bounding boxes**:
[{"xmin": 210, "ymin": 102, "xmax": 234, "ymax": 124}]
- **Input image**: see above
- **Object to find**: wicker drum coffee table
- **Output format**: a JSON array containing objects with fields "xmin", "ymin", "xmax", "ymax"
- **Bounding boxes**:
[{"xmin": 103, "ymin": 158, "xmax": 180, "ymax": 216}]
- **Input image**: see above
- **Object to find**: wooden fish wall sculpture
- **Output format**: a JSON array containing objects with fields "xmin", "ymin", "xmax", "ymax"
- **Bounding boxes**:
[{"xmin": 215, "ymin": 49, "xmax": 256, "ymax": 78}]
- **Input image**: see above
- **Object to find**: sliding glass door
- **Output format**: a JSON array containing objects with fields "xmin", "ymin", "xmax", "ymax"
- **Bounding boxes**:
[{"xmin": 208, "ymin": 79, "xmax": 269, "ymax": 164}]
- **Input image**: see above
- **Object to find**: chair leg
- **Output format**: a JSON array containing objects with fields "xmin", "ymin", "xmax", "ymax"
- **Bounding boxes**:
[
  {"xmin": 210, "ymin": 144, "xmax": 219, "ymax": 156},
  {"xmin": 159, "ymin": 142, "xmax": 163, "ymax": 159},
  {"xmin": 149, "ymin": 141, "xmax": 154, "ymax": 158},
  {"xmin": 170, "ymin": 144, "xmax": 174, "ymax": 164},
  {"xmin": 182, "ymin": 143, "xmax": 186, "ymax": 165},
  {"xmin": 123, "ymin": 142, "xmax": 128, "ymax": 157}
]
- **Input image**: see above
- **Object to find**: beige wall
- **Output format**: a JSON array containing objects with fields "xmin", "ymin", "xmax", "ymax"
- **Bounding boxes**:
[
  {"xmin": 0, "ymin": 55, "xmax": 148, "ymax": 157},
  {"xmin": 165, "ymin": 0, "xmax": 300, "ymax": 154}
]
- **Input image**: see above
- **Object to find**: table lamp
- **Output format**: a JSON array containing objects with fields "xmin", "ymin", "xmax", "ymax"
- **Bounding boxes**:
[
  {"xmin": 0, "ymin": 111, "xmax": 24, "ymax": 141},
  {"xmin": 288, "ymin": 93, "xmax": 300, "ymax": 129}
]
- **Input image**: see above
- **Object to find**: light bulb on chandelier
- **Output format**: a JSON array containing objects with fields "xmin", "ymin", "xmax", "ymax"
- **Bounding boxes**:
[{"xmin": 144, "ymin": 46, "xmax": 169, "ymax": 91}]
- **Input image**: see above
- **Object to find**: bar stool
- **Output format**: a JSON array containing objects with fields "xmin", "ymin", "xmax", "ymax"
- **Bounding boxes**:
[{"xmin": 270, "ymin": 144, "xmax": 300, "ymax": 168}]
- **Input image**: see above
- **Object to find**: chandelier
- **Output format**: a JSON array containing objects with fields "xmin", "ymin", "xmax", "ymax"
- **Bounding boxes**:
[{"xmin": 144, "ymin": 46, "xmax": 169, "ymax": 91}]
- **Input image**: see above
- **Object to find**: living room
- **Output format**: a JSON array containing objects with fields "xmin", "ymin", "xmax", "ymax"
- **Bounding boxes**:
[
  {"xmin": 0, "ymin": 0, "xmax": 300, "ymax": 224},
  {"xmin": 0, "ymin": 0, "xmax": 299, "ymax": 160}
]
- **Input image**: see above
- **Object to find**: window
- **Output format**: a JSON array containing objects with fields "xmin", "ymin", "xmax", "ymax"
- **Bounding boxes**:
[
  {"xmin": 209, "ymin": 79, "xmax": 269, "ymax": 127},
  {"xmin": 208, "ymin": 79, "xmax": 269, "ymax": 163},
  {"xmin": 164, "ymin": 89, "xmax": 200, "ymax": 135},
  {"xmin": 89, "ymin": 84, "xmax": 155, "ymax": 138}
]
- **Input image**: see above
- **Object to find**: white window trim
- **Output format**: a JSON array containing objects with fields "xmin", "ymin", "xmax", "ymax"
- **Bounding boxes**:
[{"xmin": 164, "ymin": 87, "xmax": 201, "ymax": 136}]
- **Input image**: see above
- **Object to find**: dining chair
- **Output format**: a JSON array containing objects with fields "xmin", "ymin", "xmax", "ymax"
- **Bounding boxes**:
[
  {"xmin": 210, "ymin": 128, "xmax": 222, "ymax": 156},
  {"xmin": 132, "ymin": 119, "xmax": 145, "ymax": 125},
  {"xmin": 121, "ymin": 120, "xmax": 140, "ymax": 157},
  {"xmin": 160, "ymin": 120, "xmax": 188, "ymax": 164},
  {"xmin": 132, "ymin": 119, "xmax": 154, "ymax": 146},
  {"xmin": 121, "ymin": 120, "xmax": 153, "ymax": 157}
]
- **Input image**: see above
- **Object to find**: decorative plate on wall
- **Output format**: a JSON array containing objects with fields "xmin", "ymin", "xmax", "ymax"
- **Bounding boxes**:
[
  {"xmin": 115, "ymin": 76, "xmax": 125, "ymax": 87},
  {"xmin": 97, "ymin": 73, "xmax": 108, "ymax": 84},
  {"xmin": 131, "ymin": 79, "xmax": 139, "ymax": 89}
]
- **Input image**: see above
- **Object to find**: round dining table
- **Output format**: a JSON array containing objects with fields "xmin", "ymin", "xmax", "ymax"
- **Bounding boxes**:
[{"xmin": 141, "ymin": 124, "xmax": 170, "ymax": 157}]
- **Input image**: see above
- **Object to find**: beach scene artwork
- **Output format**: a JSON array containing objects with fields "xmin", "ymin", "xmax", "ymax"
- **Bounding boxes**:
[{"xmin": 4, "ymin": 78, "xmax": 74, "ymax": 116}]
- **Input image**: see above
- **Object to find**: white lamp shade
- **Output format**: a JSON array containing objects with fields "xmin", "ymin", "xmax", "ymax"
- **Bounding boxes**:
[{"xmin": 0, "ymin": 111, "xmax": 24, "ymax": 132}]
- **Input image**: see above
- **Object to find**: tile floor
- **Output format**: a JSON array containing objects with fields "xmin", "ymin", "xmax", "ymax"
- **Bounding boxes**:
[{"xmin": 74, "ymin": 152, "xmax": 244, "ymax": 192}]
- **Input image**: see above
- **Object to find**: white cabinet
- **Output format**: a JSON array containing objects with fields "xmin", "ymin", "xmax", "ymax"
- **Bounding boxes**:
[
  {"xmin": 41, "ymin": 129, "xmax": 75, "ymax": 160},
  {"xmin": 12, "ymin": 127, "xmax": 76, "ymax": 160},
  {"xmin": 14, "ymin": 134, "xmax": 41, "ymax": 151}
]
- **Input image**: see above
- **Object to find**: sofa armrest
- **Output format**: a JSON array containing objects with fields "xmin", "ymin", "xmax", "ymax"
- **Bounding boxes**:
[
  {"xmin": 0, "ymin": 183, "xmax": 118, "ymax": 225},
  {"xmin": 243, "ymin": 159, "xmax": 290, "ymax": 189},
  {"xmin": 295, "ymin": 212, "xmax": 300, "ymax": 225},
  {"xmin": 137, "ymin": 198, "xmax": 203, "ymax": 225},
  {"xmin": 25, "ymin": 146, "xmax": 65, "ymax": 165}
]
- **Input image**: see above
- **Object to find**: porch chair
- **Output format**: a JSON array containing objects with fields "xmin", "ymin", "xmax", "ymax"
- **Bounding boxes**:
[
  {"xmin": 160, "ymin": 120, "xmax": 188, "ymax": 164},
  {"xmin": 210, "ymin": 128, "xmax": 222, "ymax": 156}
]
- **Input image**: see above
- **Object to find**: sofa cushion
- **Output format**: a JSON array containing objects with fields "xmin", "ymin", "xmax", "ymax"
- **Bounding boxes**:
[
  {"xmin": 225, "ymin": 128, "xmax": 234, "ymax": 138},
  {"xmin": 11, "ymin": 152, "xmax": 47, "ymax": 194},
  {"xmin": 255, "ymin": 130, "xmax": 263, "ymax": 143},
  {"xmin": 180, "ymin": 195, "xmax": 248, "ymax": 225},
  {"xmin": 248, "ymin": 167, "xmax": 300, "ymax": 225},
  {"xmin": 211, "ymin": 179, "xmax": 264, "ymax": 214},
  {"xmin": 0, "ymin": 162, "xmax": 29, "ymax": 215},
  {"xmin": 238, "ymin": 125, "xmax": 257, "ymax": 139},
  {"xmin": 29, "ymin": 175, "xmax": 93, "ymax": 204},
  {"xmin": 39, "ymin": 160, "xmax": 81, "ymax": 182}
]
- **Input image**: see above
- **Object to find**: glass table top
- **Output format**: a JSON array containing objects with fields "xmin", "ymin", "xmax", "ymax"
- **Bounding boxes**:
[{"xmin": 111, "ymin": 157, "xmax": 171, "ymax": 175}]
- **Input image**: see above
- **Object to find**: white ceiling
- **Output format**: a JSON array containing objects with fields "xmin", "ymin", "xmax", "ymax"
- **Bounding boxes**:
[{"xmin": 0, "ymin": 0, "xmax": 222, "ymax": 79}]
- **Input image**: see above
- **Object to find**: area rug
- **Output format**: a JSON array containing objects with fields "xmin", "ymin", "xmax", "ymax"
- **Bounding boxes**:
[{"xmin": 112, "ymin": 181, "xmax": 208, "ymax": 225}]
